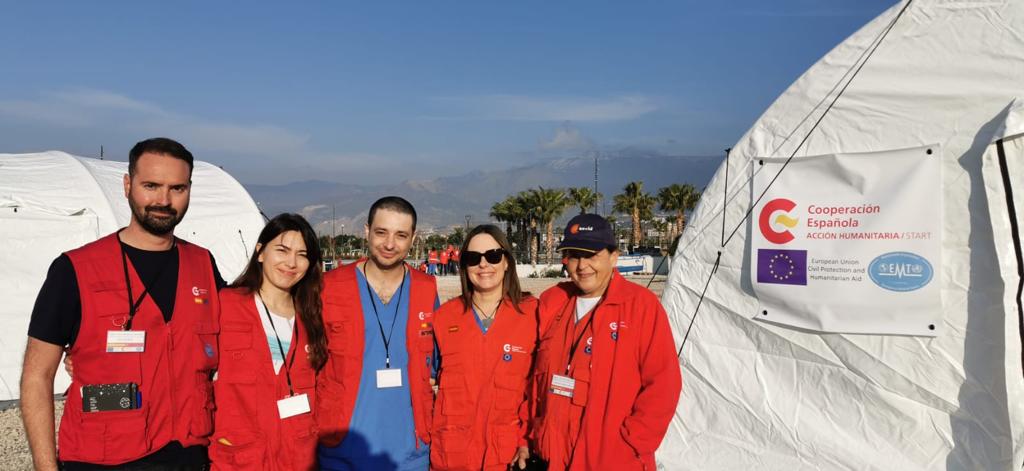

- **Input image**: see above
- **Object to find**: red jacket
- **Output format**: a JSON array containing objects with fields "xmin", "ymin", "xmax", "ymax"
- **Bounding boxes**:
[
  {"xmin": 531, "ymin": 272, "xmax": 681, "ymax": 471},
  {"xmin": 60, "ymin": 233, "xmax": 220, "ymax": 465},
  {"xmin": 440, "ymin": 251, "xmax": 450, "ymax": 265},
  {"xmin": 429, "ymin": 251, "xmax": 440, "ymax": 264},
  {"xmin": 316, "ymin": 261, "xmax": 438, "ymax": 447},
  {"xmin": 210, "ymin": 288, "xmax": 318, "ymax": 470},
  {"xmin": 430, "ymin": 296, "xmax": 538, "ymax": 470}
]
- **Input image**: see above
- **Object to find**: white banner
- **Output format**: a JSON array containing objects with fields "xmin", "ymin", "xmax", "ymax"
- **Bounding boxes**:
[{"xmin": 749, "ymin": 145, "xmax": 942, "ymax": 335}]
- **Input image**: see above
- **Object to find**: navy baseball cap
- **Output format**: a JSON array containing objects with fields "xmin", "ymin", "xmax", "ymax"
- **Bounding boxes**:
[{"xmin": 557, "ymin": 213, "xmax": 615, "ymax": 253}]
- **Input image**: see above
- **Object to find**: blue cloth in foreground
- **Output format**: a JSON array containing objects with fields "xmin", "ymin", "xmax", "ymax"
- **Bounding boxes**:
[{"xmin": 318, "ymin": 270, "xmax": 428, "ymax": 471}]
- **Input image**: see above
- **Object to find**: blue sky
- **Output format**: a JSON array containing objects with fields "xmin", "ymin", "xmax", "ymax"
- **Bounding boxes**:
[{"xmin": 0, "ymin": 1, "xmax": 895, "ymax": 185}]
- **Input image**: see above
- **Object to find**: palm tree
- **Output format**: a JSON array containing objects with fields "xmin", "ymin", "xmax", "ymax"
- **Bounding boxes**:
[
  {"xmin": 568, "ymin": 187, "xmax": 602, "ymax": 214},
  {"xmin": 530, "ymin": 187, "xmax": 571, "ymax": 264},
  {"xmin": 514, "ymin": 191, "xmax": 541, "ymax": 264},
  {"xmin": 490, "ymin": 198, "xmax": 516, "ymax": 237},
  {"xmin": 657, "ymin": 183, "xmax": 700, "ymax": 239},
  {"xmin": 613, "ymin": 181, "xmax": 655, "ymax": 249}
]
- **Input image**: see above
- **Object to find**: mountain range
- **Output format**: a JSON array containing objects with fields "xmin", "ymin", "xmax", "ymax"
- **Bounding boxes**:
[{"xmin": 243, "ymin": 149, "xmax": 721, "ymax": 235}]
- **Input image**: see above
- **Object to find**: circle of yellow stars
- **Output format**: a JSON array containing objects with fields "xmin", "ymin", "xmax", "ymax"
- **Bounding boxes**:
[{"xmin": 768, "ymin": 253, "xmax": 796, "ymax": 281}]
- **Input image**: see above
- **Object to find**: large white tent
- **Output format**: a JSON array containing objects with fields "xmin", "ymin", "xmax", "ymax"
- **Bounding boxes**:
[
  {"xmin": 660, "ymin": 1, "xmax": 1024, "ymax": 470},
  {"xmin": 0, "ymin": 151, "xmax": 265, "ymax": 401}
]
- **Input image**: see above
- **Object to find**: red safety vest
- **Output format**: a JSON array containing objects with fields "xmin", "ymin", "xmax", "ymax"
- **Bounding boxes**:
[
  {"xmin": 430, "ymin": 296, "xmax": 538, "ymax": 471},
  {"xmin": 59, "ymin": 233, "xmax": 220, "ymax": 465},
  {"xmin": 316, "ymin": 261, "xmax": 437, "ymax": 448},
  {"xmin": 210, "ymin": 288, "xmax": 318, "ymax": 470},
  {"xmin": 429, "ymin": 251, "xmax": 440, "ymax": 264},
  {"xmin": 531, "ymin": 273, "xmax": 682, "ymax": 471}
]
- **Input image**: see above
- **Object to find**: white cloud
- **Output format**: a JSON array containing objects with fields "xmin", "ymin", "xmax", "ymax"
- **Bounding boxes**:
[
  {"xmin": 299, "ymin": 204, "xmax": 328, "ymax": 219},
  {"xmin": 0, "ymin": 88, "xmax": 309, "ymax": 158},
  {"xmin": 541, "ymin": 122, "xmax": 593, "ymax": 150},
  {"xmin": 428, "ymin": 94, "xmax": 658, "ymax": 122}
]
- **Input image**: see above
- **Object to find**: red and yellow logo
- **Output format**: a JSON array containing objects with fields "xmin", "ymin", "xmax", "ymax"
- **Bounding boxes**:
[
  {"xmin": 759, "ymin": 198, "xmax": 799, "ymax": 245},
  {"xmin": 569, "ymin": 224, "xmax": 580, "ymax": 234}
]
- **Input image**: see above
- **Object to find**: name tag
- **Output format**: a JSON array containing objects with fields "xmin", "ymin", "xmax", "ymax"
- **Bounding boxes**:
[
  {"xmin": 106, "ymin": 330, "xmax": 145, "ymax": 353},
  {"xmin": 550, "ymin": 374, "xmax": 576, "ymax": 398},
  {"xmin": 376, "ymin": 368, "xmax": 403, "ymax": 388},
  {"xmin": 277, "ymin": 393, "xmax": 310, "ymax": 419}
]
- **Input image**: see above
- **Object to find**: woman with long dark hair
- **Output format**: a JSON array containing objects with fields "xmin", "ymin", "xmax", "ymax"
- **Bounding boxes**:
[
  {"xmin": 210, "ymin": 213, "xmax": 327, "ymax": 470},
  {"xmin": 429, "ymin": 224, "xmax": 537, "ymax": 470}
]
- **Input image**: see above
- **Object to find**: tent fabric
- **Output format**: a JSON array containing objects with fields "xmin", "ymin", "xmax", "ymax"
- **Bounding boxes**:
[
  {"xmin": 0, "ymin": 151, "xmax": 265, "ymax": 401},
  {"xmin": 659, "ymin": 1, "xmax": 1024, "ymax": 470}
]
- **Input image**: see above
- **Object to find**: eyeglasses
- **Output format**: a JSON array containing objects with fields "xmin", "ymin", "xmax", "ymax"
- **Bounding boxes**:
[{"xmin": 462, "ymin": 248, "xmax": 505, "ymax": 267}]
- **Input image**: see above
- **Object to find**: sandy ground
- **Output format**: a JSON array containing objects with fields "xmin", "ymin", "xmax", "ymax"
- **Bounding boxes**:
[{"xmin": 0, "ymin": 275, "xmax": 666, "ymax": 468}]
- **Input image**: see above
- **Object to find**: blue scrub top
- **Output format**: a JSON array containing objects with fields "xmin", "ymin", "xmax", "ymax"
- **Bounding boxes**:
[{"xmin": 318, "ymin": 269, "xmax": 429, "ymax": 471}]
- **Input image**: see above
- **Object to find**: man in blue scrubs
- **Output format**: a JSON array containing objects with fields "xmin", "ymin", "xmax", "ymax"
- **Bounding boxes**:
[{"xmin": 318, "ymin": 197, "xmax": 440, "ymax": 470}]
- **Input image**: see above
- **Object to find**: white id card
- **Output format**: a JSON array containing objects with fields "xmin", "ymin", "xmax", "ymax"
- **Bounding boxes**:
[
  {"xmin": 550, "ymin": 374, "xmax": 576, "ymax": 398},
  {"xmin": 106, "ymin": 330, "xmax": 145, "ymax": 353},
  {"xmin": 376, "ymin": 368, "xmax": 403, "ymax": 388},
  {"xmin": 277, "ymin": 393, "xmax": 310, "ymax": 419}
]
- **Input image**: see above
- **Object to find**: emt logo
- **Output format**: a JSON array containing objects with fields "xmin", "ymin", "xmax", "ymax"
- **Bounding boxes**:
[
  {"xmin": 759, "ymin": 198, "xmax": 799, "ymax": 245},
  {"xmin": 569, "ymin": 224, "xmax": 594, "ymax": 234}
]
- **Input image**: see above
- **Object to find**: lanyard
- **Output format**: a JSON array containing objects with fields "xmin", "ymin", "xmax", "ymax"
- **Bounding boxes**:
[
  {"xmin": 118, "ymin": 237, "xmax": 176, "ymax": 331},
  {"xmin": 564, "ymin": 296, "xmax": 601, "ymax": 375},
  {"xmin": 364, "ymin": 266, "xmax": 407, "ymax": 369},
  {"xmin": 259, "ymin": 294, "xmax": 299, "ymax": 397}
]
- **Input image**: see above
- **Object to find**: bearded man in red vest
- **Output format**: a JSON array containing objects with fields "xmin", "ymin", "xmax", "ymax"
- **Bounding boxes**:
[
  {"xmin": 21, "ymin": 137, "xmax": 225, "ymax": 470},
  {"xmin": 317, "ymin": 196, "xmax": 439, "ymax": 471}
]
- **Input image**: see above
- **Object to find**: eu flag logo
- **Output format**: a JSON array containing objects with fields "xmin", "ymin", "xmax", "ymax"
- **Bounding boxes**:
[{"xmin": 757, "ymin": 249, "xmax": 807, "ymax": 285}]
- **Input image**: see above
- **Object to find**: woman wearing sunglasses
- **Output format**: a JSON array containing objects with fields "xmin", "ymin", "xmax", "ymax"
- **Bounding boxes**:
[
  {"xmin": 210, "ymin": 213, "xmax": 327, "ymax": 470},
  {"xmin": 429, "ymin": 224, "xmax": 537, "ymax": 470}
]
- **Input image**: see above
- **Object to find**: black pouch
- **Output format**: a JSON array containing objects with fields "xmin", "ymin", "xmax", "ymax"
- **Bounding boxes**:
[
  {"xmin": 509, "ymin": 455, "xmax": 549, "ymax": 471},
  {"xmin": 81, "ymin": 382, "xmax": 138, "ymax": 412}
]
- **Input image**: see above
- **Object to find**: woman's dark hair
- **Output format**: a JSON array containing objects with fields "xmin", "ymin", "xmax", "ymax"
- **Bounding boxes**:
[
  {"xmin": 231, "ymin": 213, "xmax": 327, "ymax": 371},
  {"xmin": 459, "ymin": 224, "xmax": 528, "ymax": 313}
]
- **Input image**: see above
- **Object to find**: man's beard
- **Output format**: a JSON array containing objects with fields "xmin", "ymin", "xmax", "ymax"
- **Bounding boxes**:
[{"xmin": 129, "ymin": 199, "xmax": 186, "ymax": 236}]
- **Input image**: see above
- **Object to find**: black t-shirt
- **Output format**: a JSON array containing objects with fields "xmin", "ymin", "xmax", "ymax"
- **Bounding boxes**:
[
  {"xmin": 28, "ymin": 241, "xmax": 227, "ymax": 468},
  {"xmin": 29, "ymin": 243, "xmax": 226, "ymax": 347}
]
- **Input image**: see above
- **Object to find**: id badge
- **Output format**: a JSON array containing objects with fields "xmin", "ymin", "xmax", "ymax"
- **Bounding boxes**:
[
  {"xmin": 550, "ymin": 374, "xmax": 576, "ymax": 398},
  {"xmin": 376, "ymin": 368, "xmax": 403, "ymax": 388},
  {"xmin": 277, "ymin": 393, "xmax": 310, "ymax": 419},
  {"xmin": 106, "ymin": 330, "xmax": 145, "ymax": 353}
]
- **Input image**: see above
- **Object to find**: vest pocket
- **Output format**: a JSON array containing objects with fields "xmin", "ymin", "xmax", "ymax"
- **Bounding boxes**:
[
  {"xmin": 194, "ymin": 321, "xmax": 220, "ymax": 372},
  {"xmin": 190, "ymin": 375, "xmax": 215, "ymax": 438},
  {"xmin": 326, "ymin": 321, "xmax": 350, "ymax": 379},
  {"xmin": 431, "ymin": 428, "xmax": 470, "ymax": 469},
  {"xmin": 76, "ymin": 408, "xmax": 149, "ymax": 464},
  {"xmin": 570, "ymin": 378, "xmax": 589, "ymax": 407},
  {"xmin": 210, "ymin": 430, "xmax": 267, "ymax": 468},
  {"xmin": 438, "ymin": 373, "xmax": 470, "ymax": 416},
  {"xmin": 316, "ymin": 376, "xmax": 346, "ymax": 447},
  {"xmin": 326, "ymin": 321, "xmax": 350, "ymax": 353},
  {"xmin": 493, "ymin": 374, "xmax": 527, "ymax": 412},
  {"xmin": 220, "ymin": 322, "xmax": 252, "ymax": 351},
  {"xmin": 490, "ymin": 424, "xmax": 521, "ymax": 465}
]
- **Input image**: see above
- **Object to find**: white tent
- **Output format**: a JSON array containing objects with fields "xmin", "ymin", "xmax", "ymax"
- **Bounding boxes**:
[
  {"xmin": 660, "ymin": 1, "xmax": 1024, "ymax": 470},
  {"xmin": 0, "ymin": 151, "xmax": 265, "ymax": 401}
]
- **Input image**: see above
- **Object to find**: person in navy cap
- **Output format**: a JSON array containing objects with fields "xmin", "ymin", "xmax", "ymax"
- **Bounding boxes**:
[{"xmin": 529, "ymin": 214, "xmax": 681, "ymax": 471}]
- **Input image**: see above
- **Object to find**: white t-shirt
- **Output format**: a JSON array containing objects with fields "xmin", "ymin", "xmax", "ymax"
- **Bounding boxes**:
[
  {"xmin": 575, "ymin": 296, "xmax": 601, "ymax": 322},
  {"xmin": 254, "ymin": 294, "xmax": 295, "ymax": 374}
]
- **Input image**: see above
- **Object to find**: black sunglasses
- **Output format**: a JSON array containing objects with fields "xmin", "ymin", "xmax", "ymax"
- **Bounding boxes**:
[{"xmin": 462, "ymin": 248, "xmax": 505, "ymax": 267}]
